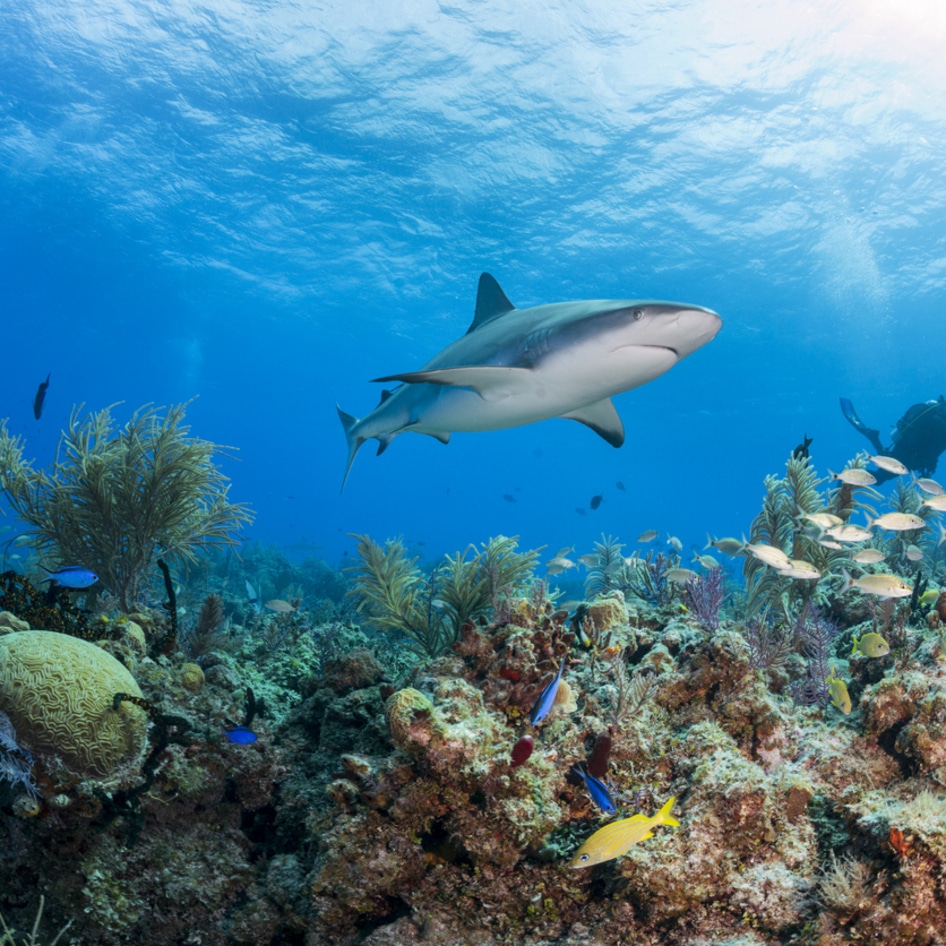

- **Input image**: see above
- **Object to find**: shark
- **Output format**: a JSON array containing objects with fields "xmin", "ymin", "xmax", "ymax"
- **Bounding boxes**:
[{"xmin": 337, "ymin": 273, "xmax": 721, "ymax": 490}]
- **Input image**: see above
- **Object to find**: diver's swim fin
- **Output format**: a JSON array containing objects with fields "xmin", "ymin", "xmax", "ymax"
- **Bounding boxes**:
[{"xmin": 839, "ymin": 397, "xmax": 884, "ymax": 455}]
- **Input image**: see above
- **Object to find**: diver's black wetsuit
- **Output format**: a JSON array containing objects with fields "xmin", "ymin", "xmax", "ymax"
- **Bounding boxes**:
[{"xmin": 840, "ymin": 396, "xmax": 946, "ymax": 483}]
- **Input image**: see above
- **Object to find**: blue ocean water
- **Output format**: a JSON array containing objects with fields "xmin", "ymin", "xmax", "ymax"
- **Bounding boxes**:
[{"xmin": 2, "ymin": 0, "xmax": 945, "ymax": 572}]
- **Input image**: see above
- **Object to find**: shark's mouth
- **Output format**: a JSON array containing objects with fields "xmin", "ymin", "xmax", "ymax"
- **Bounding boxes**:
[{"xmin": 614, "ymin": 343, "xmax": 680, "ymax": 359}]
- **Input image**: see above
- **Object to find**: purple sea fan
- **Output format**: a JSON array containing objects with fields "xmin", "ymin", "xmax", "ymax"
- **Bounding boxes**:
[
  {"xmin": 790, "ymin": 604, "xmax": 839, "ymax": 709},
  {"xmin": 685, "ymin": 568, "xmax": 726, "ymax": 632}
]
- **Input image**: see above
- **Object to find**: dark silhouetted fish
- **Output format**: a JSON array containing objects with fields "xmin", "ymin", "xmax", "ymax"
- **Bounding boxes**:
[
  {"xmin": 589, "ymin": 494, "xmax": 603, "ymax": 510},
  {"xmin": 33, "ymin": 373, "xmax": 50, "ymax": 420},
  {"xmin": 792, "ymin": 434, "xmax": 812, "ymax": 460},
  {"xmin": 575, "ymin": 507, "xmax": 587, "ymax": 516},
  {"xmin": 503, "ymin": 494, "xmax": 516, "ymax": 503},
  {"xmin": 616, "ymin": 481, "xmax": 626, "ymax": 491}
]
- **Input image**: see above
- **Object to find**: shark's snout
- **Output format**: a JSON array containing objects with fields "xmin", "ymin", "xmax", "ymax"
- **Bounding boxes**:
[{"xmin": 661, "ymin": 305, "xmax": 722, "ymax": 359}]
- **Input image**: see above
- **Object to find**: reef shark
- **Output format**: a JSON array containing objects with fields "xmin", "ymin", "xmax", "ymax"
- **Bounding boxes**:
[{"xmin": 337, "ymin": 273, "xmax": 721, "ymax": 490}]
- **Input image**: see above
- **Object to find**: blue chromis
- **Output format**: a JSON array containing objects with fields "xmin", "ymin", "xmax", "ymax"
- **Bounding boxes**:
[
  {"xmin": 570, "ymin": 796, "xmax": 680, "ymax": 868},
  {"xmin": 826, "ymin": 672, "xmax": 852, "ymax": 714},
  {"xmin": 851, "ymin": 632, "xmax": 890, "ymax": 658},
  {"xmin": 575, "ymin": 766, "xmax": 616, "ymax": 814},
  {"xmin": 529, "ymin": 654, "xmax": 567, "ymax": 726},
  {"xmin": 224, "ymin": 726, "xmax": 258, "ymax": 745},
  {"xmin": 39, "ymin": 565, "xmax": 99, "ymax": 588}
]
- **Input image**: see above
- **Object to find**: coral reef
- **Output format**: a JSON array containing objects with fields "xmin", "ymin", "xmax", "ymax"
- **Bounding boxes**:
[
  {"xmin": 0, "ymin": 403, "xmax": 253, "ymax": 609},
  {"xmin": 2, "ymin": 452, "xmax": 946, "ymax": 945}
]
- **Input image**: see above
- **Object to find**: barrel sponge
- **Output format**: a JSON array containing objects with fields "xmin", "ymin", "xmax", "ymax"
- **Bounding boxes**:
[{"xmin": 0, "ymin": 631, "xmax": 148, "ymax": 781}]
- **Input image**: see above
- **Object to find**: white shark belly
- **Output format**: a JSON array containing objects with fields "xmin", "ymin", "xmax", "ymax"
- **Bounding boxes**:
[{"xmin": 411, "ymin": 344, "xmax": 678, "ymax": 434}]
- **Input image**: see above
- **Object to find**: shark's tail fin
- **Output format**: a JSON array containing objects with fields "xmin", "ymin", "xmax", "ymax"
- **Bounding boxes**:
[{"xmin": 337, "ymin": 406, "xmax": 365, "ymax": 493}]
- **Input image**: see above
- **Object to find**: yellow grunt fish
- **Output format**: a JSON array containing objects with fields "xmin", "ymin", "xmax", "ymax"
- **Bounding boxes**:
[
  {"xmin": 693, "ymin": 553, "xmax": 721, "ymax": 570},
  {"xmin": 915, "ymin": 477, "xmax": 945, "ymax": 496},
  {"xmin": 803, "ymin": 512, "xmax": 843, "ymax": 529},
  {"xmin": 868, "ymin": 512, "xmax": 926, "ymax": 532},
  {"xmin": 705, "ymin": 534, "xmax": 744, "ymax": 555},
  {"xmin": 666, "ymin": 567, "xmax": 699, "ymax": 584},
  {"xmin": 825, "ymin": 523, "xmax": 873, "ymax": 543},
  {"xmin": 744, "ymin": 542, "xmax": 791, "ymax": 569},
  {"xmin": 852, "ymin": 548, "xmax": 885, "ymax": 564},
  {"xmin": 570, "ymin": 797, "xmax": 680, "ymax": 869},
  {"xmin": 869, "ymin": 455, "xmax": 909, "ymax": 476},
  {"xmin": 777, "ymin": 559, "xmax": 821, "ymax": 580},
  {"xmin": 831, "ymin": 468, "xmax": 877, "ymax": 487},
  {"xmin": 840, "ymin": 569, "xmax": 912, "ymax": 598}
]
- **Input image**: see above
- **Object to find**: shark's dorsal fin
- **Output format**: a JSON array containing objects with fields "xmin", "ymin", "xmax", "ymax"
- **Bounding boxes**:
[
  {"xmin": 467, "ymin": 273, "xmax": 515, "ymax": 334},
  {"xmin": 560, "ymin": 398, "xmax": 625, "ymax": 448}
]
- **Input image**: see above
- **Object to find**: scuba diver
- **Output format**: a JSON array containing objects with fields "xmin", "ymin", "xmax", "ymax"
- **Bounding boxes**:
[{"xmin": 840, "ymin": 396, "xmax": 946, "ymax": 484}]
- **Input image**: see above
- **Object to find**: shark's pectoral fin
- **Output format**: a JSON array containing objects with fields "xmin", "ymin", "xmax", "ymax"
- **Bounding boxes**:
[
  {"xmin": 560, "ymin": 399, "xmax": 625, "ymax": 447},
  {"xmin": 372, "ymin": 366, "xmax": 533, "ymax": 402}
]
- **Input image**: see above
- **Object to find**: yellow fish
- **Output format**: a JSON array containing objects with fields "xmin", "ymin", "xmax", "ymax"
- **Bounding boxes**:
[
  {"xmin": 840, "ymin": 569, "xmax": 912, "ymax": 598},
  {"xmin": 852, "ymin": 632, "xmax": 890, "ymax": 658},
  {"xmin": 826, "ymin": 672, "xmax": 852, "ymax": 714},
  {"xmin": 570, "ymin": 797, "xmax": 679, "ymax": 868}
]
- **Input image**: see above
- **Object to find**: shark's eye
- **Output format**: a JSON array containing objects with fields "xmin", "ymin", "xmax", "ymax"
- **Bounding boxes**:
[{"xmin": 632, "ymin": 308, "xmax": 643, "ymax": 320}]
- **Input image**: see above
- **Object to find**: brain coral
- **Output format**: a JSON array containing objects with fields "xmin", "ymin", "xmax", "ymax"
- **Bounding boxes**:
[
  {"xmin": 385, "ymin": 687, "xmax": 437, "ymax": 753},
  {"xmin": 0, "ymin": 630, "xmax": 148, "ymax": 781}
]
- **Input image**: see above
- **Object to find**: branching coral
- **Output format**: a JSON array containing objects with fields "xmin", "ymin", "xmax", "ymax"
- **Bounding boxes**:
[
  {"xmin": 585, "ymin": 535, "xmax": 678, "ymax": 605},
  {"xmin": 583, "ymin": 534, "xmax": 625, "ymax": 597},
  {"xmin": 790, "ymin": 604, "xmax": 839, "ymax": 709},
  {"xmin": 685, "ymin": 567, "xmax": 725, "ymax": 631},
  {"xmin": 346, "ymin": 534, "xmax": 451, "ymax": 658},
  {"xmin": 0, "ymin": 896, "xmax": 72, "ymax": 946},
  {"xmin": 347, "ymin": 534, "xmax": 538, "ymax": 658},
  {"xmin": 742, "ymin": 615, "xmax": 791, "ymax": 681},
  {"xmin": 605, "ymin": 655, "xmax": 659, "ymax": 731},
  {"xmin": 0, "ymin": 403, "xmax": 253, "ymax": 609},
  {"xmin": 744, "ymin": 455, "xmax": 864, "ymax": 619}
]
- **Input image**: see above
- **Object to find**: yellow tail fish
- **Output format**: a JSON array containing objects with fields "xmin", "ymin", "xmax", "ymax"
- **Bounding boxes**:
[{"xmin": 570, "ymin": 796, "xmax": 680, "ymax": 868}]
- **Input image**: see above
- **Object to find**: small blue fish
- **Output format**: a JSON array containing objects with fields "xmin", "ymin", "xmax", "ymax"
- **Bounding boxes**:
[
  {"xmin": 224, "ymin": 726, "xmax": 257, "ymax": 745},
  {"xmin": 40, "ymin": 565, "xmax": 99, "ymax": 588},
  {"xmin": 575, "ymin": 766, "xmax": 616, "ymax": 814},
  {"xmin": 530, "ymin": 655, "xmax": 567, "ymax": 726}
]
